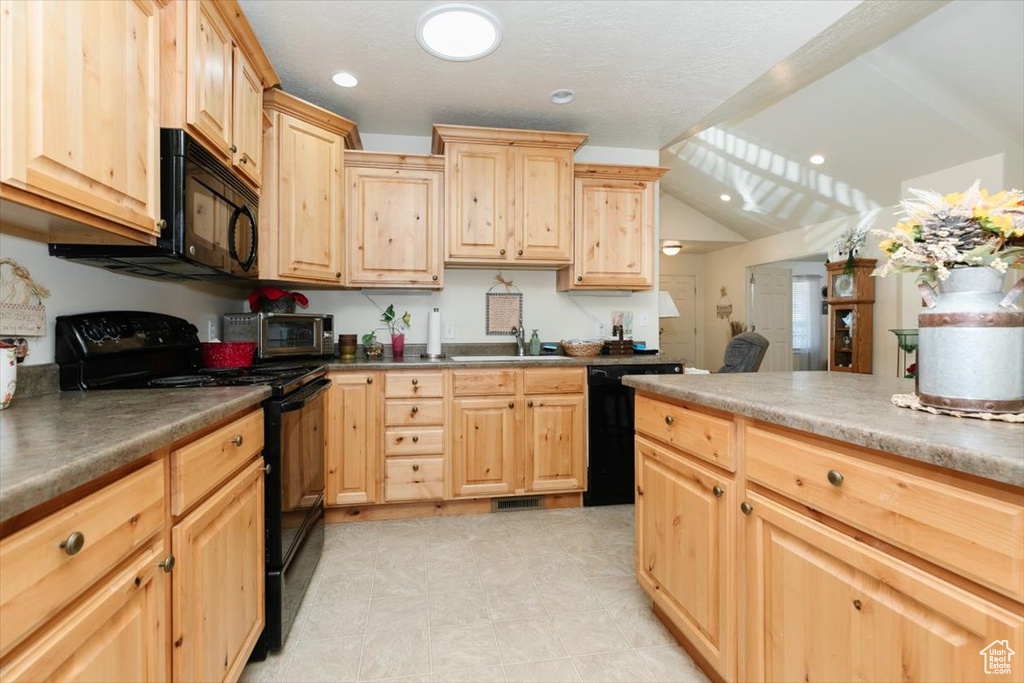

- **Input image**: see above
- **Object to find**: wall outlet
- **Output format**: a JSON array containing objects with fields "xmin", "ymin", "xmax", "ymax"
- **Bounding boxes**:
[
  {"xmin": 595, "ymin": 322, "xmax": 606, "ymax": 338},
  {"xmin": 206, "ymin": 317, "xmax": 218, "ymax": 341},
  {"xmin": 639, "ymin": 312, "xmax": 651, "ymax": 327},
  {"xmin": 444, "ymin": 322, "xmax": 456, "ymax": 339}
]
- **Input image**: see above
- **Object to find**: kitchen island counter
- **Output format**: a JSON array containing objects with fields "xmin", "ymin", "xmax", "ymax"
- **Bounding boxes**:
[
  {"xmin": 0, "ymin": 386, "xmax": 270, "ymax": 524},
  {"xmin": 327, "ymin": 353, "xmax": 685, "ymax": 370},
  {"xmin": 622, "ymin": 371, "xmax": 1024, "ymax": 487}
]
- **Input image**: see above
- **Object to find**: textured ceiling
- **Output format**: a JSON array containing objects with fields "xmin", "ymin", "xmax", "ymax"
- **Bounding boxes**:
[
  {"xmin": 238, "ymin": 0, "xmax": 860, "ymax": 148},
  {"xmin": 660, "ymin": 0, "xmax": 1024, "ymax": 242}
]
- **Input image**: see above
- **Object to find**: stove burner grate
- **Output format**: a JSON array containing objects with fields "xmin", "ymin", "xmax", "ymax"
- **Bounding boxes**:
[
  {"xmin": 149, "ymin": 375, "xmax": 213, "ymax": 388},
  {"xmin": 229, "ymin": 375, "xmax": 276, "ymax": 385}
]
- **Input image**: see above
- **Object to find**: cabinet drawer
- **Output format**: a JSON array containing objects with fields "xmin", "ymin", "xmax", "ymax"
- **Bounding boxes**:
[
  {"xmin": 385, "ymin": 372, "xmax": 444, "ymax": 398},
  {"xmin": 170, "ymin": 409, "xmax": 264, "ymax": 516},
  {"xmin": 385, "ymin": 458, "xmax": 444, "ymax": 501},
  {"xmin": 635, "ymin": 395, "xmax": 734, "ymax": 471},
  {"xmin": 523, "ymin": 367, "xmax": 584, "ymax": 395},
  {"xmin": 452, "ymin": 369, "xmax": 517, "ymax": 396},
  {"xmin": 0, "ymin": 460, "xmax": 165, "ymax": 659},
  {"xmin": 746, "ymin": 425, "xmax": 1024, "ymax": 601},
  {"xmin": 385, "ymin": 427, "xmax": 445, "ymax": 456},
  {"xmin": 385, "ymin": 399, "xmax": 444, "ymax": 426}
]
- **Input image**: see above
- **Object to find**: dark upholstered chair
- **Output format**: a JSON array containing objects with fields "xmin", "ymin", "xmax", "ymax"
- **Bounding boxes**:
[{"xmin": 718, "ymin": 332, "xmax": 770, "ymax": 373}]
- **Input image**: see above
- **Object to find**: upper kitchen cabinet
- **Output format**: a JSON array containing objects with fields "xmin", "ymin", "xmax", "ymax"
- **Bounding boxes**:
[
  {"xmin": 259, "ymin": 89, "xmax": 360, "ymax": 285},
  {"xmin": 557, "ymin": 163, "xmax": 668, "ymax": 291},
  {"xmin": 432, "ymin": 125, "xmax": 587, "ymax": 267},
  {"xmin": 0, "ymin": 0, "xmax": 163, "ymax": 245},
  {"xmin": 345, "ymin": 152, "xmax": 444, "ymax": 289},
  {"xmin": 160, "ymin": 0, "xmax": 278, "ymax": 191}
]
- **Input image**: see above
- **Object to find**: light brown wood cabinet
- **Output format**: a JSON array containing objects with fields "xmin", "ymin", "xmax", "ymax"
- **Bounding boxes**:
[
  {"xmin": 0, "ymin": 0, "xmax": 163, "ymax": 244},
  {"xmin": 345, "ymin": 152, "xmax": 444, "ymax": 288},
  {"xmin": 525, "ymin": 393, "xmax": 586, "ymax": 492},
  {"xmin": 326, "ymin": 372, "xmax": 380, "ymax": 506},
  {"xmin": 232, "ymin": 46, "xmax": 265, "ymax": 188},
  {"xmin": 433, "ymin": 125, "xmax": 586, "ymax": 267},
  {"xmin": 451, "ymin": 396, "xmax": 519, "ymax": 497},
  {"xmin": 557, "ymin": 164, "xmax": 668, "ymax": 291},
  {"xmin": 259, "ymin": 90, "xmax": 359, "ymax": 284}
]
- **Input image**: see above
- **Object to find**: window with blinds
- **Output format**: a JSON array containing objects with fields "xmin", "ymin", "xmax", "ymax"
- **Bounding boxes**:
[{"xmin": 792, "ymin": 279, "xmax": 811, "ymax": 351}]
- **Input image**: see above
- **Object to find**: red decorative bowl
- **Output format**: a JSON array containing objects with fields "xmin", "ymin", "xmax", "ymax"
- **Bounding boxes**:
[{"xmin": 200, "ymin": 342, "xmax": 256, "ymax": 368}]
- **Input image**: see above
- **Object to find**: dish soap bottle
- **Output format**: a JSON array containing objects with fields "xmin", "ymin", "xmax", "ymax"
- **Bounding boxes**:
[{"xmin": 529, "ymin": 329, "xmax": 541, "ymax": 356}]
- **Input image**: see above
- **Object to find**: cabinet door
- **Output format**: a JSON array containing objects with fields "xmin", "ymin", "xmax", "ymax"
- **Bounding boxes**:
[
  {"xmin": 186, "ymin": 0, "xmax": 233, "ymax": 157},
  {"xmin": 513, "ymin": 146, "xmax": 573, "ymax": 262},
  {"xmin": 635, "ymin": 436, "xmax": 734, "ymax": 679},
  {"xmin": 446, "ymin": 142, "xmax": 510, "ymax": 261},
  {"xmin": 277, "ymin": 114, "xmax": 344, "ymax": 283},
  {"xmin": 572, "ymin": 177, "xmax": 654, "ymax": 289},
  {"xmin": 451, "ymin": 397, "xmax": 517, "ymax": 497},
  {"xmin": 173, "ymin": 459, "xmax": 264, "ymax": 683},
  {"xmin": 744, "ymin": 491, "xmax": 1024, "ymax": 683},
  {"xmin": 525, "ymin": 394, "xmax": 585, "ymax": 491},
  {"xmin": 326, "ymin": 372, "xmax": 380, "ymax": 505},
  {"xmin": 231, "ymin": 46, "xmax": 263, "ymax": 188},
  {"xmin": 346, "ymin": 166, "xmax": 443, "ymax": 287},
  {"xmin": 0, "ymin": 0, "xmax": 161, "ymax": 238},
  {"xmin": 0, "ymin": 543, "xmax": 167, "ymax": 683}
]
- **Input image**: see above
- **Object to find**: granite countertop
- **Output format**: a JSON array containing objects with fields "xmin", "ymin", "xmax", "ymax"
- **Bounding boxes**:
[
  {"xmin": 0, "ymin": 386, "xmax": 270, "ymax": 523},
  {"xmin": 326, "ymin": 354, "xmax": 685, "ymax": 370},
  {"xmin": 622, "ymin": 372, "xmax": 1024, "ymax": 487}
]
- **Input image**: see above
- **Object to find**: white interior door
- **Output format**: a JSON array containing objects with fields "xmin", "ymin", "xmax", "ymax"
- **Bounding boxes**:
[
  {"xmin": 750, "ymin": 267, "xmax": 793, "ymax": 372},
  {"xmin": 659, "ymin": 274, "xmax": 697, "ymax": 365}
]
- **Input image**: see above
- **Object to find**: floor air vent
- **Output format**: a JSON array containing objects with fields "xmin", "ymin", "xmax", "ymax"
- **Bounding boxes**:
[{"xmin": 492, "ymin": 496, "xmax": 543, "ymax": 512}]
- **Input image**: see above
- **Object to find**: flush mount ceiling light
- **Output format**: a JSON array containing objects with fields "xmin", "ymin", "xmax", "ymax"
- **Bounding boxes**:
[
  {"xmin": 809, "ymin": 153, "xmax": 826, "ymax": 165},
  {"xmin": 660, "ymin": 241, "xmax": 683, "ymax": 256},
  {"xmin": 331, "ymin": 72, "xmax": 358, "ymax": 88},
  {"xmin": 417, "ymin": 4, "xmax": 502, "ymax": 62},
  {"xmin": 549, "ymin": 88, "xmax": 576, "ymax": 105},
  {"xmin": 720, "ymin": 193, "xmax": 732, "ymax": 202}
]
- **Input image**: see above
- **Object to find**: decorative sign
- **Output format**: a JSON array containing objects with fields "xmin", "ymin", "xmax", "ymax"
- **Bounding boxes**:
[
  {"xmin": 485, "ymin": 273, "xmax": 523, "ymax": 336},
  {"xmin": 0, "ymin": 259, "xmax": 49, "ymax": 337}
]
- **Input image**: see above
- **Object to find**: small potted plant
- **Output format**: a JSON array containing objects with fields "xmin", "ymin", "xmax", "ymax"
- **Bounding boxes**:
[
  {"xmin": 361, "ymin": 331, "xmax": 384, "ymax": 359},
  {"xmin": 380, "ymin": 304, "xmax": 411, "ymax": 360}
]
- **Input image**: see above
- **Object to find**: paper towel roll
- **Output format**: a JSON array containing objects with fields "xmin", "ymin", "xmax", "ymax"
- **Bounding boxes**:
[{"xmin": 426, "ymin": 308, "xmax": 442, "ymax": 357}]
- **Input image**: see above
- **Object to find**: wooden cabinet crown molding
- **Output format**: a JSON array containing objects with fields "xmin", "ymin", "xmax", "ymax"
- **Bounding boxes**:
[
  {"xmin": 344, "ymin": 151, "xmax": 444, "ymax": 171},
  {"xmin": 574, "ymin": 163, "xmax": 670, "ymax": 181},
  {"xmin": 432, "ymin": 124, "xmax": 588, "ymax": 154},
  {"xmin": 215, "ymin": 0, "xmax": 279, "ymax": 88},
  {"xmin": 264, "ymin": 89, "xmax": 362, "ymax": 150}
]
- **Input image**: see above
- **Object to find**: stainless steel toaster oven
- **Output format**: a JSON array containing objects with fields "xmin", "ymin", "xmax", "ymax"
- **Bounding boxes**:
[{"xmin": 223, "ymin": 313, "xmax": 334, "ymax": 359}]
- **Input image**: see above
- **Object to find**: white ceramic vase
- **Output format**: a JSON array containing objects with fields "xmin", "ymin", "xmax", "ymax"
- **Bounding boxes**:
[{"xmin": 0, "ymin": 347, "xmax": 16, "ymax": 410}]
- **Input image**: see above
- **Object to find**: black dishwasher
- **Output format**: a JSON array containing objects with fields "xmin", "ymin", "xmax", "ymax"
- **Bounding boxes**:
[{"xmin": 584, "ymin": 364, "xmax": 683, "ymax": 506}]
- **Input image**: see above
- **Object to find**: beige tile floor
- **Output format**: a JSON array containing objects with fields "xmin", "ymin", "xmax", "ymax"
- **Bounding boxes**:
[{"xmin": 241, "ymin": 505, "xmax": 709, "ymax": 683}]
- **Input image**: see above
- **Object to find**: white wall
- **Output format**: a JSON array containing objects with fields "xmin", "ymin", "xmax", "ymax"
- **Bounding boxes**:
[
  {"xmin": 660, "ymin": 191, "xmax": 746, "ymax": 244},
  {"xmin": 0, "ymin": 233, "xmax": 241, "ymax": 365}
]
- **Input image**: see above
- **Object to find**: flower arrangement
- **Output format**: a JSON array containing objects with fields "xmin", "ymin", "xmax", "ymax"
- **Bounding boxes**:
[
  {"xmin": 828, "ymin": 226, "xmax": 869, "ymax": 271},
  {"xmin": 873, "ymin": 181, "xmax": 1024, "ymax": 281},
  {"xmin": 380, "ymin": 304, "xmax": 411, "ymax": 336}
]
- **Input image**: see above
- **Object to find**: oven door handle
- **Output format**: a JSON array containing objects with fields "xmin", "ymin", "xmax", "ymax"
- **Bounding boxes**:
[{"xmin": 280, "ymin": 377, "xmax": 332, "ymax": 413}]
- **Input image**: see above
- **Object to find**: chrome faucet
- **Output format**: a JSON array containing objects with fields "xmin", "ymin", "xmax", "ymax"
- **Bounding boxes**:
[{"xmin": 513, "ymin": 322, "xmax": 526, "ymax": 356}]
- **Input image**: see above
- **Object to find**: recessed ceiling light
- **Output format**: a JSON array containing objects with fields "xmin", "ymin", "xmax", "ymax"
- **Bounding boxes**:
[
  {"xmin": 720, "ymin": 193, "xmax": 732, "ymax": 202},
  {"xmin": 331, "ymin": 72, "xmax": 358, "ymax": 88},
  {"xmin": 549, "ymin": 89, "xmax": 576, "ymax": 105},
  {"xmin": 661, "ymin": 241, "xmax": 682, "ymax": 256},
  {"xmin": 809, "ymin": 154, "xmax": 826, "ymax": 165},
  {"xmin": 417, "ymin": 4, "xmax": 502, "ymax": 62}
]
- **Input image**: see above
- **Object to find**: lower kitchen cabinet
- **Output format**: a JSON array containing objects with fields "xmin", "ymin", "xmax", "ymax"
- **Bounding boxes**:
[
  {"xmin": 635, "ymin": 435, "xmax": 735, "ymax": 679},
  {"xmin": 0, "ymin": 542, "xmax": 168, "ymax": 682},
  {"xmin": 451, "ymin": 396, "xmax": 518, "ymax": 497},
  {"xmin": 172, "ymin": 458, "xmax": 265, "ymax": 683},
  {"xmin": 743, "ymin": 492, "xmax": 1023, "ymax": 683},
  {"xmin": 326, "ymin": 371, "xmax": 380, "ymax": 505},
  {"xmin": 525, "ymin": 393, "xmax": 585, "ymax": 491}
]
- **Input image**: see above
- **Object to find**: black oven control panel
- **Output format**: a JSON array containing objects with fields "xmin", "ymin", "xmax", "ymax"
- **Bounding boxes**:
[{"xmin": 56, "ymin": 311, "xmax": 199, "ymax": 358}]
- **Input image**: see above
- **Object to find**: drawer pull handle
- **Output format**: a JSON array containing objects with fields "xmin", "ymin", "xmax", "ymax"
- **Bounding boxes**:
[
  {"xmin": 412, "ymin": 464, "xmax": 420, "ymax": 472},
  {"xmin": 412, "ymin": 435, "xmax": 419, "ymax": 443},
  {"xmin": 240, "ymin": 156, "xmax": 248, "ymax": 165},
  {"xmin": 432, "ymin": 275, "xmax": 439, "ymax": 281},
  {"xmin": 367, "ymin": 377, "xmax": 373, "ymax": 384},
  {"xmin": 827, "ymin": 469, "xmax": 844, "ymax": 487},
  {"xmin": 60, "ymin": 531, "xmax": 85, "ymax": 556},
  {"xmin": 411, "ymin": 406, "xmax": 419, "ymax": 414},
  {"xmin": 500, "ymin": 249, "xmax": 506, "ymax": 255},
  {"xmin": 528, "ymin": 401, "xmax": 534, "ymax": 408},
  {"xmin": 517, "ymin": 249, "xmax": 524, "ymax": 256},
  {"xmin": 508, "ymin": 402, "xmax": 515, "ymax": 409},
  {"xmin": 232, "ymin": 435, "xmax": 244, "ymax": 447},
  {"xmin": 412, "ymin": 378, "xmax": 419, "ymax": 386},
  {"xmin": 712, "ymin": 485, "xmax": 723, "ymax": 498},
  {"xmin": 665, "ymin": 416, "xmax": 674, "ymax": 425},
  {"xmin": 740, "ymin": 502, "xmax": 753, "ymax": 515},
  {"xmin": 263, "ymin": 463, "xmax": 272, "ymax": 475},
  {"xmin": 158, "ymin": 554, "xmax": 175, "ymax": 573}
]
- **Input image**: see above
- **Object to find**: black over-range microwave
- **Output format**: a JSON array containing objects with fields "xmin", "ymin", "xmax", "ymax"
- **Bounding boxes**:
[{"xmin": 49, "ymin": 129, "xmax": 258, "ymax": 280}]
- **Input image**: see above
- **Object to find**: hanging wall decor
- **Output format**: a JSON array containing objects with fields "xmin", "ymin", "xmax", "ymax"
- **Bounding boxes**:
[
  {"xmin": 716, "ymin": 286, "xmax": 733, "ymax": 320},
  {"xmin": 0, "ymin": 259, "xmax": 49, "ymax": 337},
  {"xmin": 486, "ymin": 273, "xmax": 523, "ymax": 335}
]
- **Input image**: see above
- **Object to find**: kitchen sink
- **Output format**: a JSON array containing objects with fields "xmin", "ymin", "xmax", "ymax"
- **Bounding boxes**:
[{"xmin": 449, "ymin": 355, "xmax": 574, "ymax": 362}]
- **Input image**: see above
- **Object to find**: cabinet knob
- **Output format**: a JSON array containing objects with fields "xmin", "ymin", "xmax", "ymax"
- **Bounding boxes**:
[
  {"xmin": 500, "ymin": 249, "xmax": 506, "ymax": 255},
  {"xmin": 712, "ymin": 485, "xmax": 723, "ymax": 498},
  {"xmin": 263, "ymin": 463, "xmax": 272, "ymax": 475},
  {"xmin": 229, "ymin": 144, "xmax": 238, "ymax": 154},
  {"xmin": 827, "ymin": 469, "xmax": 844, "ymax": 487},
  {"xmin": 411, "ymin": 406, "xmax": 419, "ymax": 414},
  {"xmin": 158, "ymin": 554, "xmax": 176, "ymax": 573},
  {"xmin": 412, "ymin": 435, "xmax": 419, "ymax": 443},
  {"xmin": 412, "ymin": 464, "xmax": 420, "ymax": 472},
  {"xmin": 412, "ymin": 378, "xmax": 419, "ymax": 386},
  {"xmin": 240, "ymin": 156, "xmax": 248, "ymax": 164},
  {"xmin": 60, "ymin": 531, "xmax": 85, "ymax": 556},
  {"xmin": 432, "ymin": 275, "xmax": 439, "ymax": 281},
  {"xmin": 366, "ymin": 377, "xmax": 373, "ymax": 384},
  {"xmin": 335, "ymin": 272, "xmax": 342, "ymax": 279},
  {"xmin": 232, "ymin": 435, "xmax": 244, "ymax": 447},
  {"xmin": 508, "ymin": 402, "xmax": 515, "ymax": 409},
  {"xmin": 517, "ymin": 249, "xmax": 524, "ymax": 256},
  {"xmin": 527, "ymin": 401, "xmax": 534, "ymax": 408},
  {"xmin": 740, "ymin": 502, "xmax": 753, "ymax": 515},
  {"xmin": 665, "ymin": 416, "xmax": 674, "ymax": 425},
  {"xmin": 576, "ymin": 276, "xmax": 582, "ymax": 282},
  {"xmin": 155, "ymin": 219, "xmax": 167, "ymax": 231}
]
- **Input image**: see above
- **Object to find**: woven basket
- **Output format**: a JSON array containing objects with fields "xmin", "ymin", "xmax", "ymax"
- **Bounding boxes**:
[{"xmin": 561, "ymin": 340, "xmax": 604, "ymax": 357}]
